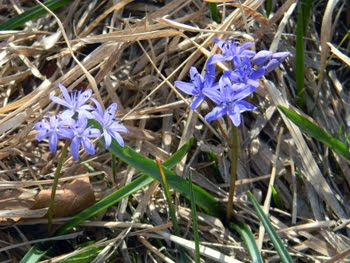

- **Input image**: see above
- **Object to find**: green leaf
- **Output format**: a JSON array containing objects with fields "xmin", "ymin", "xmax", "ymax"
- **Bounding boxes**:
[
  {"xmin": 247, "ymin": 192, "xmax": 293, "ymax": 263},
  {"xmin": 0, "ymin": 0, "xmax": 72, "ymax": 30},
  {"xmin": 189, "ymin": 171, "xmax": 200, "ymax": 263},
  {"xmin": 229, "ymin": 222, "xmax": 263, "ymax": 263},
  {"xmin": 278, "ymin": 105, "xmax": 350, "ymax": 161}
]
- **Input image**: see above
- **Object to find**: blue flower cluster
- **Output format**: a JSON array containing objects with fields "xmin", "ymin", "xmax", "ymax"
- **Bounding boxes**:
[
  {"xmin": 34, "ymin": 84, "xmax": 128, "ymax": 160},
  {"xmin": 175, "ymin": 38, "xmax": 290, "ymax": 126}
]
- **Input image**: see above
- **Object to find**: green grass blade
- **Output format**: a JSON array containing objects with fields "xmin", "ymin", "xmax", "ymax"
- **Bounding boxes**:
[
  {"xmin": 301, "ymin": 0, "xmax": 312, "ymax": 35},
  {"xmin": 296, "ymin": 1, "xmax": 305, "ymax": 109},
  {"xmin": 247, "ymin": 192, "xmax": 293, "ymax": 263},
  {"xmin": 0, "ymin": 0, "xmax": 72, "ymax": 30},
  {"xmin": 61, "ymin": 247, "xmax": 104, "ymax": 263},
  {"xmin": 229, "ymin": 222, "xmax": 263, "ymax": 263},
  {"xmin": 278, "ymin": 105, "xmax": 350, "ymax": 161},
  {"xmin": 208, "ymin": 3, "xmax": 220, "ymax": 23},
  {"xmin": 189, "ymin": 171, "xmax": 200, "ymax": 263}
]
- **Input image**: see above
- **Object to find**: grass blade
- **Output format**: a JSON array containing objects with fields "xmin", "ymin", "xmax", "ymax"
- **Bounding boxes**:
[
  {"xmin": 296, "ymin": 1, "xmax": 305, "ymax": 108},
  {"xmin": 247, "ymin": 192, "xmax": 293, "ymax": 263},
  {"xmin": 278, "ymin": 105, "xmax": 350, "ymax": 161},
  {"xmin": 266, "ymin": 0, "xmax": 273, "ymax": 17},
  {"xmin": 0, "ymin": 0, "xmax": 72, "ymax": 30},
  {"xmin": 208, "ymin": 3, "xmax": 220, "ymax": 23},
  {"xmin": 229, "ymin": 222, "xmax": 263, "ymax": 263}
]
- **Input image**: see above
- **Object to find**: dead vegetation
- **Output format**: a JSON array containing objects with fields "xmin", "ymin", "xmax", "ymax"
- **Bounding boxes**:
[{"xmin": 0, "ymin": 0, "xmax": 349, "ymax": 262}]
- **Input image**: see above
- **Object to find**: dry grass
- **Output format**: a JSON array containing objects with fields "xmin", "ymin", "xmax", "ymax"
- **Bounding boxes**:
[{"xmin": 0, "ymin": 0, "xmax": 349, "ymax": 262}]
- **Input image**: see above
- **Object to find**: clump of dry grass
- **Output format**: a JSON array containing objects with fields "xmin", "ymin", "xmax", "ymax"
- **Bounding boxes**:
[{"xmin": 0, "ymin": 0, "xmax": 349, "ymax": 262}]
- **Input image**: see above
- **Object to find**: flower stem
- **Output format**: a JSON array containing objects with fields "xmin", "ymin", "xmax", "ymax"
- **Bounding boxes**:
[
  {"xmin": 226, "ymin": 126, "xmax": 238, "ymax": 223},
  {"xmin": 48, "ymin": 141, "xmax": 69, "ymax": 235}
]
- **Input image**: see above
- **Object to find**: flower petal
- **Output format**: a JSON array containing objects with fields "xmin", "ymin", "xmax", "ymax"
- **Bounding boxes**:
[
  {"xmin": 205, "ymin": 106, "xmax": 227, "ymax": 122},
  {"xmin": 253, "ymin": 50, "xmax": 272, "ymax": 65},
  {"xmin": 175, "ymin": 81, "xmax": 197, "ymax": 95},
  {"xmin": 50, "ymin": 96, "xmax": 72, "ymax": 109},
  {"xmin": 48, "ymin": 133, "xmax": 58, "ymax": 153},
  {"xmin": 58, "ymin": 83, "xmax": 72, "ymax": 104},
  {"xmin": 82, "ymin": 137, "xmax": 95, "ymax": 155},
  {"xmin": 104, "ymin": 131, "xmax": 112, "ymax": 148},
  {"xmin": 70, "ymin": 137, "xmax": 81, "ymax": 160},
  {"xmin": 190, "ymin": 95, "xmax": 205, "ymax": 110},
  {"xmin": 227, "ymin": 107, "xmax": 242, "ymax": 126},
  {"xmin": 202, "ymin": 87, "xmax": 221, "ymax": 104},
  {"xmin": 110, "ymin": 130, "xmax": 125, "ymax": 147}
]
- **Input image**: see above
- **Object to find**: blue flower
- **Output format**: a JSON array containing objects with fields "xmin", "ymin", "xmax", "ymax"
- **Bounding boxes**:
[
  {"xmin": 210, "ymin": 38, "xmax": 256, "ymax": 64},
  {"xmin": 203, "ymin": 75, "xmax": 256, "ymax": 126},
  {"xmin": 226, "ymin": 57, "xmax": 265, "ymax": 89},
  {"xmin": 50, "ymin": 83, "xmax": 94, "ymax": 119},
  {"xmin": 70, "ymin": 117, "xmax": 101, "ymax": 160},
  {"xmin": 174, "ymin": 58, "xmax": 216, "ymax": 110},
  {"xmin": 34, "ymin": 115, "xmax": 74, "ymax": 153},
  {"xmin": 92, "ymin": 99, "xmax": 128, "ymax": 148}
]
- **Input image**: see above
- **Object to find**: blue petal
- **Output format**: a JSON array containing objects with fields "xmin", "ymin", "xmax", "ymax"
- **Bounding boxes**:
[
  {"xmin": 110, "ymin": 122, "xmax": 128, "ymax": 133},
  {"xmin": 203, "ymin": 87, "xmax": 221, "ymax": 104},
  {"xmin": 58, "ymin": 83, "xmax": 72, "ymax": 104},
  {"xmin": 209, "ymin": 54, "xmax": 228, "ymax": 64},
  {"xmin": 264, "ymin": 59, "xmax": 280, "ymax": 73},
  {"xmin": 253, "ymin": 50, "xmax": 272, "ymax": 65},
  {"xmin": 104, "ymin": 103, "xmax": 118, "ymax": 124},
  {"xmin": 235, "ymin": 100, "xmax": 257, "ymax": 112},
  {"xmin": 82, "ymin": 137, "xmax": 95, "ymax": 155},
  {"xmin": 250, "ymin": 67, "xmax": 265, "ymax": 79},
  {"xmin": 227, "ymin": 107, "xmax": 242, "ymax": 126},
  {"xmin": 70, "ymin": 137, "xmax": 81, "ymax": 160},
  {"xmin": 175, "ymin": 81, "xmax": 197, "ymax": 95},
  {"xmin": 48, "ymin": 132, "xmax": 58, "ymax": 153},
  {"xmin": 104, "ymin": 131, "xmax": 112, "ymax": 148},
  {"xmin": 205, "ymin": 106, "xmax": 227, "ymax": 121},
  {"xmin": 110, "ymin": 130, "xmax": 125, "ymax": 147},
  {"xmin": 50, "ymin": 96, "xmax": 72, "ymax": 109},
  {"xmin": 190, "ymin": 95, "xmax": 205, "ymax": 110},
  {"xmin": 231, "ymin": 85, "xmax": 256, "ymax": 101},
  {"xmin": 77, "ymin": 89, "xmax": 92, "ymax": 107}
]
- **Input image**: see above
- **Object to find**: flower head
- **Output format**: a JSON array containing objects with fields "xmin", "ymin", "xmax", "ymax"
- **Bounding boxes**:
[
  {"xmin": 210, "ymin": 38, "xmax": 256, "ymax": 64},
  {"xmin": 92, "ymin": 99, "xmax": 128, "ymax": 148},
  {"xmin": 175, "ymin": 58, "xmax": 216, "ymax": 110},
  {"xmin": 70, "ymin": 117, "xmax": 101, "ymax": 160},
  {"xmin": 50, "ymin": 83, "xmax": 94, "ymax": 119},
  {"xmin": 204, "ymin": 75, "xmax": 256, "ymax": 126},
  {"xmin": 34, "ymin": 115, "xmax": 74, "ymax": 153},
  {"xmin": 226, "ymin": 57, "xmax": 265, "ymax": 89}
]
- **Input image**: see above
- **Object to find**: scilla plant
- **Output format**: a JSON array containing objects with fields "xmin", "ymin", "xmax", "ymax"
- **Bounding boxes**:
[
  {"xmin": 175, "ymin": 38, "xmax": 289, "ymax": 222},
  {"xmin": 34, "ymin": 83, "xmax": 127, "ymax": 232}
]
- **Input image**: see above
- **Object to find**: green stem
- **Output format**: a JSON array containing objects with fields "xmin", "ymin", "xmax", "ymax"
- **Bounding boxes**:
[
  {"xmin": 189, "ymin": 171, "xmax": 200, "ymax": 263},
  {"xmin": 47, "ymin": 142, "xmax": 69, "ymax": 234},
  {"xmin": 226, "ymin": 126, "xmax": 238, "ymax": 223}
]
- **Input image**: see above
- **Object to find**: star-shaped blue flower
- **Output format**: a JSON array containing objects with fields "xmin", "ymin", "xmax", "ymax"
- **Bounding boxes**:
[
  {"xmin": 50, "ymin": 83, "xmax": 94, "ymax": 119},
  {"xmin": 203, "ymin": 75, "xmax": 256, "ymax": 126},
  {"xmin": 70, "ymin": 117, "xmax": 101, "ymax": 160},
  {"xmin": 92, "ymin": 99, "xmax": 128, "ymax": 148},
  {"xmin": 174, "ymin": 58, "xmax": 216, "ymax": 110},
  {"xmin": 34, "ymin": 115, "xmax": 74, "ymax": 153}
]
